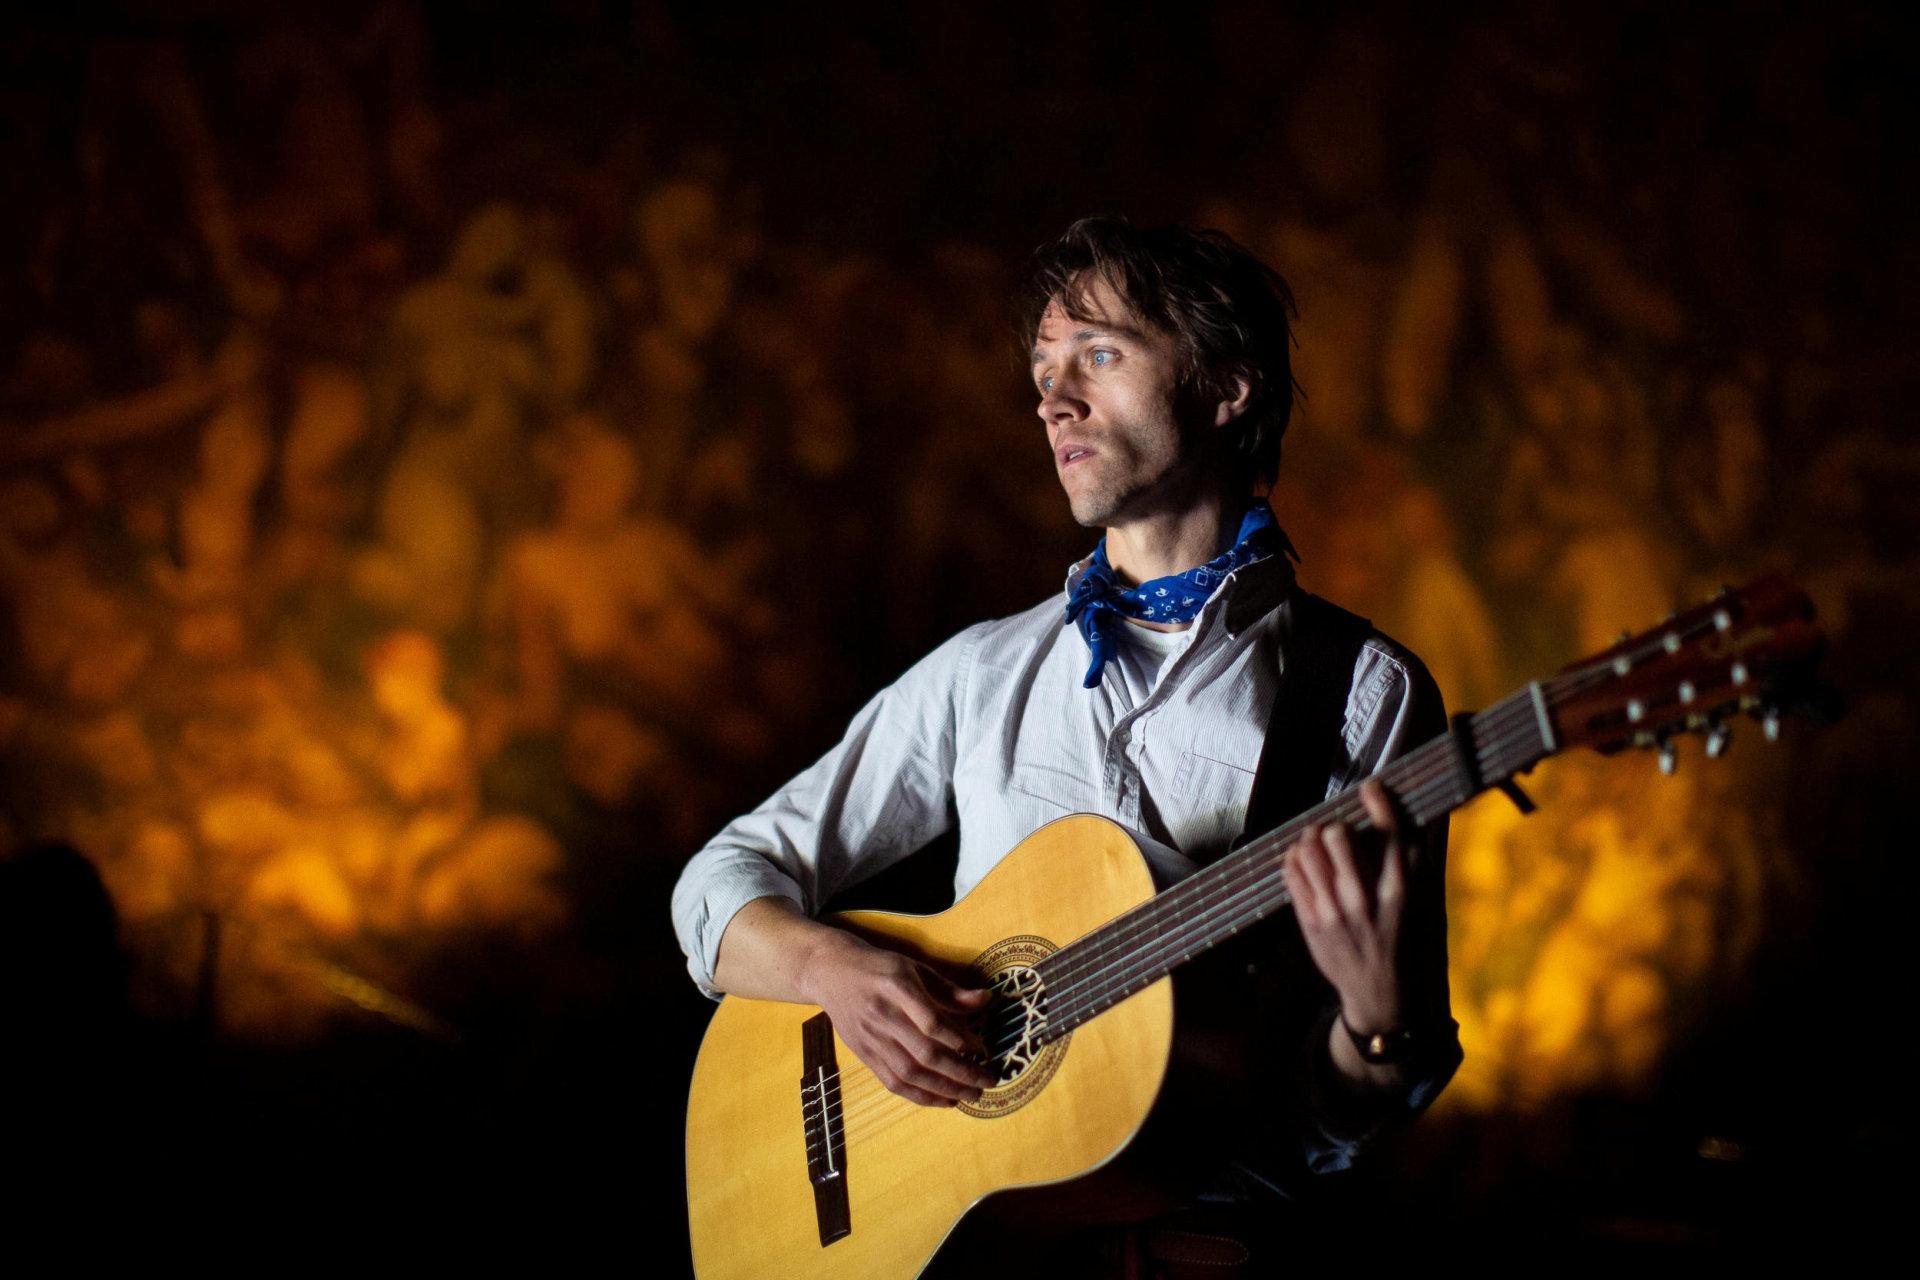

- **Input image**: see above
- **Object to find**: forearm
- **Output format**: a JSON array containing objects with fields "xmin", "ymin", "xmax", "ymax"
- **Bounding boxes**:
[
  {"xmin": 710, "ymin": 894, "xmax": 865, "ymax": 1005},
  {"xmin": 672, "ymin": 622, "xmax": 978, "ymax": 1000},
  {"xmin": 711, "ymin": 894, "xmax": 997, "ymax": 1106}
]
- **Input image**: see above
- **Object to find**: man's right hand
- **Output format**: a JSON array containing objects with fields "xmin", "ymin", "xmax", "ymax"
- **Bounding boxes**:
[
  {"xmin": 710, "ymin": 895, "xmax": 999, "ymax": 1107},
  {"xmin": 798, "ymin": 929, "xmax": 999, "ymax": 1108}
]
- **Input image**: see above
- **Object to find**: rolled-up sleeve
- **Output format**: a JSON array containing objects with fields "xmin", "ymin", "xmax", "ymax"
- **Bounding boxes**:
[{"xmin": 669, "ymin": 622, "xmax": 985, "ymax": 998}]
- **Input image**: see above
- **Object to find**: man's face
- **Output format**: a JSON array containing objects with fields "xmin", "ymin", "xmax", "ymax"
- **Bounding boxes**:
[{"xmin": 1031, "ymin": 274, "xmax": 1209, "ymax": 528}]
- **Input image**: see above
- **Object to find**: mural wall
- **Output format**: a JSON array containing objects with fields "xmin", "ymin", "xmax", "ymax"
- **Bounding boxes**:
[{"xmin": 0, "ymin": 4, "xmax": 1910, "ymax": 1138}]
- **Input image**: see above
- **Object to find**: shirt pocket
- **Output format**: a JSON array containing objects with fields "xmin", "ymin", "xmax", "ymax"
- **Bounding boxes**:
[
  {"xmin": 1004, "ymin": 761, "xmax": 1090, "ymax": 815},
  {"xmin": 1172, "ymin": 749, "xmax": 1257, "ymax": 850}
]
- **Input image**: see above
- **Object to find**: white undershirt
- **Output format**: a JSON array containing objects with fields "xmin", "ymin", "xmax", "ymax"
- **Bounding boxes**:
[{"xmin": 1107, "ymin": 619, "xmax": 1195, "ymax": 709}]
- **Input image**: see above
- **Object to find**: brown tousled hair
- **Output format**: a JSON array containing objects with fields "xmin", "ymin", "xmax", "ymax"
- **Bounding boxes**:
[{"xmin": 1016, "ymin": 215, "xmax": 1301, "ymax": 493}]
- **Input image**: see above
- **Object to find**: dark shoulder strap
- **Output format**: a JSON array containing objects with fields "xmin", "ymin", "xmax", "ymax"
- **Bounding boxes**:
[{"xmin": 1234, "ymin": 587, "xmax": 1375, "ymax": 850}]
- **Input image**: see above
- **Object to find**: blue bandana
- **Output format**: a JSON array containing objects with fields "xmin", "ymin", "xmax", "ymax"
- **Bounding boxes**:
[{"xmin": 1064, "ymin": 501, "xmax": 1299, "ymax": 689}]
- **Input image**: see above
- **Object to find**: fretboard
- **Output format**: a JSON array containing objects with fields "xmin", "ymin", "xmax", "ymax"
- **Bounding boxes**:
[{"xmin": 1024, "ymin": 682, "xmax": 1559, "ymax": 1044}]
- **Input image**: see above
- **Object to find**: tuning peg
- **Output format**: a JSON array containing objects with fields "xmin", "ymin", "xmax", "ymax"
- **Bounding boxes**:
[
  {"xmin": 1705, "ymin": 720, "xmax": 1732, "ymax": 758},
  {"xmin": 1658, "ymin": 738, "xmax": 1679, "ymax": 775},
  {"xmin": 1763, "ymin": 708, "xmax": 1781, "ymax": 743}
]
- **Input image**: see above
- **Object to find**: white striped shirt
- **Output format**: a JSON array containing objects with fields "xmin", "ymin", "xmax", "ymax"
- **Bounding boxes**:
[{"xmin": 673, "ymin": 551, "xmax": 1440, "ymax": 996}]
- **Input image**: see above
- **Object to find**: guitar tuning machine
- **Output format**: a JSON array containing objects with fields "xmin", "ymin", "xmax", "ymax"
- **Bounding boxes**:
[
  {"xmin": 1704, "ymin": 718, "xmax": 1732, "ymax": 759},
  {"xmin": 1657, "ymin": 734, "xmax": 1679, "ymax": 776},
  {"xmin": 1736, "ymin": 700, "xmax": 1782, "ymax": 742}
]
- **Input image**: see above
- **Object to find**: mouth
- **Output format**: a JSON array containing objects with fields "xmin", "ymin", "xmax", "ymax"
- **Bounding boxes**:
[{"xmin": 1056, "ymin": 444, "xmax": 1096, "ymax": 469}]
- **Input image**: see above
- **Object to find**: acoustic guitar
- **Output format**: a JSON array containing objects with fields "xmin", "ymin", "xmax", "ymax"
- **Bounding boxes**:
[{"xmin": 684, "ymin": 574, "xmax": 1834, "ymax": 1278}]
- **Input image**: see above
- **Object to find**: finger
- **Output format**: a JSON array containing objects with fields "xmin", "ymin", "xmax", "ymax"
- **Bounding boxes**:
[
  {"xmin": 925, "ymin": 970, "xmax": 995, "ymax": 1015},
  {"xmin": 885, "ymin": 1073, "xmax": 952, "ymax": 1108},
  {"xmin": 892, "ymin": 1033, "xmax": 993, "ymax": 1099},
  {"xmin": 1358, "ymin": 779, "xmax": 1399, "ymax": 840},
  {"xmin": 892, "ymin": 997, "xmax": 995, "ymax": 1090},
  {"xmin": 1359, "ymin": 780, "xmax": 1410, "ymax": 919},
  {"xmin": 1290, "ymin": 827, "xmax": 1335, "ymax": 928},
  {"xmin": 920, "ymin": 1037, "xmax": 998, "ymax": 1091},
  {"xmin": 920, "ymin": 973, "xmax": 992, "ymax": 1053},
  {"xmin": 880, "ymin": 1041, "xmax": 965, "ymax": 1104},
  {"xmin": 1283, "ymin": 846, "xmax": 1319, "ymax": 926},
  {"xmin": 912, "ymin": 1006, "xmax": 972, "ymax": 1057},
  {"xmin": 858, "ymin": 1040, "xmax": 951, "ymax": 1107},
  {"xmin": 1377, "ymin": 836, "xmax": 1405, "ymax": 929},
  {"xmin": 1320, "ymin": 820, "xmax": 1374, "ymax": 924}
]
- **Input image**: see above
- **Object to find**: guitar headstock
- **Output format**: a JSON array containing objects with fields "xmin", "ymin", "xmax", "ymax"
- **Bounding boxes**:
[{"xmin": 1544, "ymin": 573, "xmax": 1839, "ymax": 773}]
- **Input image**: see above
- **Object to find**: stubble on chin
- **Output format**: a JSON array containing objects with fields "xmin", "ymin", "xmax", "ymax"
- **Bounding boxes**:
[{"xmin": 1063, "ymin": 476, "xmax": 1125, "ymax": 529}]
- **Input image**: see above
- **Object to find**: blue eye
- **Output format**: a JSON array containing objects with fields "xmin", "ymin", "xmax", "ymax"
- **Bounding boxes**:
[
  {"xmin": 1040, "ymin": 374, "xmax": 1055, "ymax": 393},
  {"xmin": 1091, "ymin": 350, "xmax": 1111, "ymax": 366}
]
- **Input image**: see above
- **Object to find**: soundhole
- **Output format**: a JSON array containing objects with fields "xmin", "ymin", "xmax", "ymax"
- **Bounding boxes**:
[{"xmin": 958, "ymin": 935, "xmax": 1070, "ymax": 1119}]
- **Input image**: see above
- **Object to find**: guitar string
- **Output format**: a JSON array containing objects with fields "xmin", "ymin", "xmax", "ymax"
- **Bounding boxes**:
[
  {"xmin": 1029, "ymin": 614, "xmax": 1704, "ymax": 1028},
  {"xmin": 1032, "ymin": 704, "xmax": 1535, "ymax": 1041},
  {"xmin": 1030, "ymin": 695, "xmax": 1542, "ymax": 1030},
  {"xmin": 1004, "ymin": 696, "xmax": 1541, "ymax": 1052},
  {"xmin": 814, "ymin": 714, "xmax": 1521, "ymax": 1142},
  {"xmin": 818, "ymin": 691, "xmax": 1551, "ymax": 1131},
  {"xmin": 827, "ymin": 631, "xmax": 1758, "ymax": 1147},
  {"xmin": 824, "ymin": 675, "xmax": 1656, "ymax": 1144},
  {"xmin": 818, "ymin": 690, "xmax": 1555, "ymax": 1133},
  {"xmin": 817, "ymin": 695, "xmax": 1541, "ymax": 1132},
  {"xmin": 821, "ymin": 620, "xmax": 1728, "ymax": 1134},
  {"xmin": 1022, "ymin": 615, "xmax": 1723, "ymax": 1055}
]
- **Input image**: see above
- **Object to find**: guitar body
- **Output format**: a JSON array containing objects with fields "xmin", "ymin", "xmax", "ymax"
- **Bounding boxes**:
[{"xmin": 686, "ymin": 814, "xmax": 1177, "ymax": 1280}]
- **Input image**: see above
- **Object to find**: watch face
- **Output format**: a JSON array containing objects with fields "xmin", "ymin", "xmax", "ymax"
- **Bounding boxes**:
[{"xmin": 1352, "ymin": 1025, "xmax": 1415, "ymax": 1064}]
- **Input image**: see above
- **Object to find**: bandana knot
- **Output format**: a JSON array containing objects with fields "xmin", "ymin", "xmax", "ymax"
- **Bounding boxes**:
[{"xmin": 1063, "ymin": 501, "xmax": 1298, "ymax": 689}]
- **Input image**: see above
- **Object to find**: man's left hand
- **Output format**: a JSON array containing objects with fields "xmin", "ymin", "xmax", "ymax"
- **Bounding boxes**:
[{"xmin": 1282, "ymin": 777, "xmax": 1411, "ymax": 1038}]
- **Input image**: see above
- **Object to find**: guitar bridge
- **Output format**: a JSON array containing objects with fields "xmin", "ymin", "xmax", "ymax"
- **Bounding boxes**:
[{"xmin": 799, "ymin": 1012, "xmax": 851, "ymax": 1246}]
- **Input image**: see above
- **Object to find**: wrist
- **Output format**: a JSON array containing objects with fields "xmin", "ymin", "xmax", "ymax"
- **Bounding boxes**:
[
  {"xmin": 1336, "ymin": 994, "xmax": 1405, "ymax": 1040},
  {"xmin": 1336, "ymin": 1007, "xmax": 1443, "ymax": 1068},
  {"xmin": 795, "ymin": 924, "xmax": 867, "ymax": 1005}
]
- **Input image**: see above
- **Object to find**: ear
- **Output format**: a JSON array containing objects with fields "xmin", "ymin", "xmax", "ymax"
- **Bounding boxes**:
[{"xmin": 1213, "ymin": 373, "xmax": 1254, "ymax": 427}]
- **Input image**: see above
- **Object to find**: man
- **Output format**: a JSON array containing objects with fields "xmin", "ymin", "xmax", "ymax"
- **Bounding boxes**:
[{"xmin": 672, "ymin": 216, "xmax": 1460, "ymax": 1269}]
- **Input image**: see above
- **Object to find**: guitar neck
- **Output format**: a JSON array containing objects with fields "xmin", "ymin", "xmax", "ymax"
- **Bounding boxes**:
[
  {"xmin": 1027, "ymin": 683, "xmax": 1557, "ymax": 1042},
  {"xmin": 1018, "ymin": 572, "xmax": 1824, "ymax": 1048}
]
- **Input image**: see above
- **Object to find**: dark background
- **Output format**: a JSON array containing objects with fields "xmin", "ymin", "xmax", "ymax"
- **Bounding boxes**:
[{"xmin": 0, "ymin": 0, "xmax": 1913, "ymax": 1263}]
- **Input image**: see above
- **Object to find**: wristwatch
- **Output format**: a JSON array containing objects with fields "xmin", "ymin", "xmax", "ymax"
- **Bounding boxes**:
[{"xmin": 1339, "ymin": 1011, "xmax": 1427, "ymax": 1066}]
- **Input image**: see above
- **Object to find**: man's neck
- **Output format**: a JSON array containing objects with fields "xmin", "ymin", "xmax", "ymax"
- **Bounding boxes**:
[
  {"xmin": 1103, "ymin": 489, "xmax": 1252, "ymax": 634},
  {"xmin": 1105, "ymin": 490, "xmax": 1246, "ymax": 588}
]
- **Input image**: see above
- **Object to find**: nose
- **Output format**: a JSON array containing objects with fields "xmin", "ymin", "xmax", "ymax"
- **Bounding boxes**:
[{"xmin": 1036, "ymin": 373, "xmax": 1087, "ymax": 431}]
